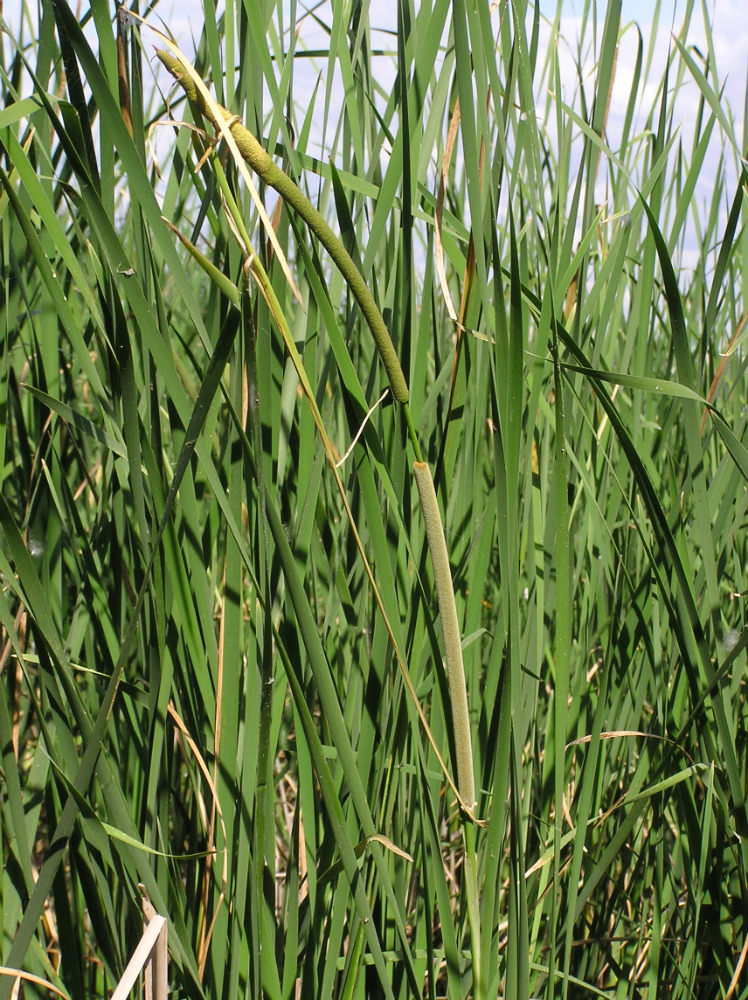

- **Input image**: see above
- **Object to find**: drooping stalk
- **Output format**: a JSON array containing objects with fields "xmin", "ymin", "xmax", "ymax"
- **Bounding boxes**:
[
  {"xmin": 159, "ymin": 43, "xmax": 476, "ymax": 798},
  {"xmin": 156, "ymin": 50, "xmax": 409, "ymax": 406}
]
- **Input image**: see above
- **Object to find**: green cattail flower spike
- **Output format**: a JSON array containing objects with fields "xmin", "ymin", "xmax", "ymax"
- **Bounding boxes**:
[{"xmin": 413, "ymin": 461, "xmax": 476, "ymax": 811}]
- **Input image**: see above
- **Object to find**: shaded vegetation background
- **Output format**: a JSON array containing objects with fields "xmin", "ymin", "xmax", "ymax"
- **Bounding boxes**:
[{"xmin": 1, "ymin": 0, "xmax": 748, "ymax": 997}]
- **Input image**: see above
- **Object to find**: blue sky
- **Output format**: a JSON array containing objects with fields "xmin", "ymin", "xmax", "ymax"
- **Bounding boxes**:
[
  {"xmin": 541, "ymin": 0, "xmax": 687, "ymax": 17},
  {"xmin": 538, "ymin": 0, "xmax": 745, "ymax": 39}
]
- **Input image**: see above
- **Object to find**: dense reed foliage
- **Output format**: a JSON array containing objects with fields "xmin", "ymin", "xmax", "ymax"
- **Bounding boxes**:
[{"xmin": 2, "ymin": 0, "xmax": 748, "ymax": 996}]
